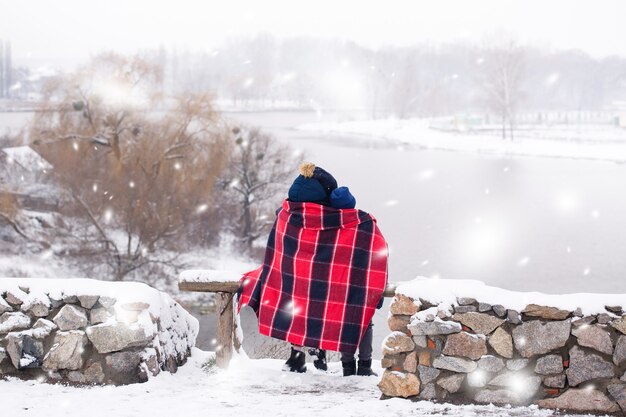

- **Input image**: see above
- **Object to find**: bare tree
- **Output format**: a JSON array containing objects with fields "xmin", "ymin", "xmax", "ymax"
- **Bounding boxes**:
[
  {"xmin": 30, "ymin": 53, "xmax": 233, "ymax": 281},
  {"xmin": 224, "ymin": 127, "xmax": 297, "ymax": 252},
  {"xmin": 480, "ymin": 39, "xmax": 525, "ymax": 140},
  {"xmin": 0, "ymin": 191, "xmax": 28, "ymax": 239}
]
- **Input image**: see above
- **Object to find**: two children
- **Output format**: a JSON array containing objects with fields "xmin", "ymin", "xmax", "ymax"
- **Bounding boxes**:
[{"xmin": 283, "ymin": 163, "xmax": 378, "ymax": 377}]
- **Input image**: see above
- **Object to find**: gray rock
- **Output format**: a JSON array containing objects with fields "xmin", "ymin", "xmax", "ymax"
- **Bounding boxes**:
[
  {"xmin": 614, "ymin": 335, "xmax": 626, "ymax": 366},
  {"xmin": 566, "ymin": 345, "xmax": 615, "ymax": 386},
  {"xmin": 543, "ymin": 374, "xmax": 566, "ymax": 388},
  {"xmin": 478, "ymin": 302, "xmax": 492, "ymax": 312},
  {"xmin": 84, "ymin": 362, "xmax": 106, "ymax": 384},
  {"xmin": 534, "ymin": 354, "xmax": 563, "ymax": 375},
  {"xmin": 378, "ymin": 370, "xmax": 420, "ymax": 398},
  {"xmin": 62, "ymin": 294, "xmax": 79, "ymax": 304},
  {"xmin": 511, "ymin": 319, "xmax": 571, "ymax": 357},
  {"xmin": 403, "ymin": 351, "xmax": 417, "ymax": 373},
  {"xmin": 78, "ymin": 295, "xmax": 100, "ymax": 309},
  {"xmin": 522, "ymin": 304, "xmax": 570, "ymax": 320},
  {"xmin": 437, "ymin": 309, "xmax": 451, "ymax": 319},
  {"xmin": 418, "ymin": 365, "xmax": 440, "ymax": 385},
  {"xmin": 436, "ymin": 374, "xmax": 465, "ymax": 393},
  {"xmin": 21, "ymin": 295, "xmax": 50, "ymax": 318},
  {"xmin": 572, "ymin": 324, "xmax": 613, "ymax": 355},
  {"xmin": 457, "ymin": 297, "xmax": 477, "ymax": 306},
  {"xmin": 507, "ymin": 310, "xmax": 521, "ymax": 324},
  {"xmin": 390, "ymin": 294, "xmax": 420, "ymax": 316},
  {"xmin": 442, "ymin": 332, "xmax": 487, "ymax": 360},
  {"xmin": 86, "ymin": 321, "xmax": 153, "ymax": 353},
  {"xmin": 98, "ymin": 296, "xmax": 117, "ymax": 309},
  {"xmin": 596, "ymin": 313, "xmax": 611, "ymax": 324},
  {"xmin": 30, "ymin": 318, "xmax": 56, "ymax": 338},
  {"xmin": 0, "ymin": 297, "xmax": 13, "ymax": 314},
  {"xmin": 419, "ymin": 383, "xmax": 437, "ymax": 400},
  {"xmin": 488, "ymin": 327, "xmax": 513, "ymax": 358},
  {"xmin": 606, "ymin": 305, "xmax": 623, "ymax": 314},
  {"xmin": 0, "ymin": 347, "xmax": 6, "ymax": 364},
  {"xmin": 538, "ymin": 388, "xmax": 619, "ymax": 413},
  {"xmin": 5, "ymin": 290, "xmax": 27, "ymax": 305},
  {"xmin": 89, "ymin": 307, "xmax": 112, "ymax": 325},
  {"xmin": 43, "ymin": 331, "xmax": 87, "ymax": 371},
  {"xmin": 474, "ymin": 389, "xmax": 521, "ymax": 405},
  {"xmin": 7, "ymin": 333, "xmax": 44, "ymax": 369},
  {"xmin": 53, "ymin": 305, "xmax": 88, "ymax": 331},
  {"xmin": 408, "ymin": 319, "xmax": 461, "ymax": 336},
  {"xmin": 388, "ymin": 315, "xmax": 411, "ymax": 332},
  {"xmin": 607, "ymin": 383, "xmax": 626, "ymax": 413},
  {"xmin": 452, "ymin": 312, "xmax": 504, "ymax": 335},
  {"xmin": 382, "ymin": 332, "xmax": 415, "ymax": 355},
  {"xmin": 506, "ymin": 359, "xmax": 530, "ymax": 371},
  {"xmin": 49, "ymin": 297, "xmax": 64, "ymax": 308},
  {"xmin": 412, "ymin": 335, "xmax": 427, "ymax": 348},
  {"xmin": 572, "ymin": 316, "xmax": 595, "ymax": 327},
  {"xmin": 144, "ymin": 353, "xmax": 160, "ymax": 377},
  {"xmin": 612, "ymin": 317, "xmax": 626, "ymax": 335},
  {"xmin": 454, "ymin": 305, "xmax": 477, "ymax": 313},
  {"xmin": 0, "ymin": 312, "xmax": 31, "ymax": 333},
  {"xmin": 622, "ymin": 371, "xmax": 626, "ymax": 382},
  {"xmin": 68, "ymin": 371, "xmax": 85, "ymax": 383},
  {"xmin": 478, "ymin": 356, "xmax": 505, "ymax": 373},
  {"xmin": 492, "ymin": 305, "xmax": 507, "ymax": 317},
  {"xmin": 432, "ymin": 355, "xmax": 477, "ymax": 373},
  {"xmin": 105, "ymin": 351, "xmax": 142, "ymax": 376}
]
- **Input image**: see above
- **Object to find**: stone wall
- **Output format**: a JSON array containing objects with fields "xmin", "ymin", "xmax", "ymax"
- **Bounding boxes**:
[
  {"xmin": 0, "ymin": 278, "xmax": 198, "ymax": 385},
  {"xmin": 380, "ymin": 285, "xmax": 626, "ymax": 415}
]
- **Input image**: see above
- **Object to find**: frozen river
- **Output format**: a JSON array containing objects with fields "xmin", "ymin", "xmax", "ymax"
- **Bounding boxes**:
[
  {"xmin": 2, "ymin": 109, "xmax": 625, "ymax": 294},
  {"xmin": 226, "ymin": 110, "xmax": 626, "ymax": 294},
  {"xmin": 4, "ymin": 109, "xmax": 626, "ymax": 357}
]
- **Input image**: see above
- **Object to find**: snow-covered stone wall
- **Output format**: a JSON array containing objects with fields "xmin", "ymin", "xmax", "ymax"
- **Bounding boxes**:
[
  {"xmin": 379, "ymin": 278, "xmax": 626, "ymax": 415},
  {"xmin": 0, "ymin": 278, "xmax": 198, "ymax": 385}
]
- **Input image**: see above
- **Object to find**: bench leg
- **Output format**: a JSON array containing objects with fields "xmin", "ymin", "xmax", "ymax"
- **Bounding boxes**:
[{"xmin": 216, "ymin": 292, "xmax": 234, "ymax": 368}]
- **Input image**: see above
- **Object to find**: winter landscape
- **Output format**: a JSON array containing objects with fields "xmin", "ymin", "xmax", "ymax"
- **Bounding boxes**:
[{"xmin": 2, "ymin": 1, "xmax": 626, "ymax": 416}]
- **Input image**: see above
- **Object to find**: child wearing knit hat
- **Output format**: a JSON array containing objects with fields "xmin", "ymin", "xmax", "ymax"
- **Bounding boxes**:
[{"xmin": 284, "ymin": 162, "xmax": 377, "ymax": 377}]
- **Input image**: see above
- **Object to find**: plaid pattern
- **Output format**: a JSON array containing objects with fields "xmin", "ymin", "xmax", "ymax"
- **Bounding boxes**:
[{"xmin": 237, "ymin": 199, "xmax": 388, "ymax": 354}]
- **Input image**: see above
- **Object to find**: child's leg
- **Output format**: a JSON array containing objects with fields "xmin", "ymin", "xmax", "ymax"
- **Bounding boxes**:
[
  {"xmin": 358, "ymin": 321, "xmax": 374, "ymax": 360},
  {"xmin": 356, "ymin": 321, "xmax": 377, "ymax": 376}
]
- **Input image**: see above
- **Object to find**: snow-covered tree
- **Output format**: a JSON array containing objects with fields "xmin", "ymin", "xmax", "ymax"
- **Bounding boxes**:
[
  {"xmin": 30, "ymin": 53, "xmax": 233, "ymax": 281},
  {"xmin": 225, "ymin": 127, "xmax": 297, "ymax": 252},
  {"xmin": 480, "ymin": 39, "xmax": 526, "ymax": 140}
]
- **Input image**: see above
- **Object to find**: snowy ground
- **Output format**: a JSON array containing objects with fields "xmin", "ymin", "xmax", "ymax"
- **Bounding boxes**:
[
  {"xmin": 298, "ymin": 119, "xmax": 626, "ymax": 163},
  {"xmin": 0, "ymin": 348, "xmax": 590, "ymax": 417}
]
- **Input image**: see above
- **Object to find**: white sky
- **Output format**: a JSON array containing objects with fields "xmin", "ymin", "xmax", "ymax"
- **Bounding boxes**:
[{"xmin": 2, "ymin": 0, "xmax": 626, "ymax": 68}]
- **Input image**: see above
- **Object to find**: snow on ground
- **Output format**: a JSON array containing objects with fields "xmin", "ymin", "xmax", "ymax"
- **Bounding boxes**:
[
  {"xmin": 0, "ymin": 348, "xmax": 589, "ymax": 417},
  {"xmin": 298, "ymin": 119, "xmax": 626, "ymax": 163},
  {"xmin": 397, "ymin": 277, "xmax": 626, "ymax": 316}
]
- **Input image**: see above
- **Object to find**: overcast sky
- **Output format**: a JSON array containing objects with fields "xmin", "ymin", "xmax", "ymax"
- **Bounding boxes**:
[{"xmin": 2, "ymin": 0, "xmax": 626, "ymax": 68}]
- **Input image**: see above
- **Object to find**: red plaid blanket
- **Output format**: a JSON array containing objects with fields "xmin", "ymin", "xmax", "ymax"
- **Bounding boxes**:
[{"xmin": 237, "ymin": 199, "xmax": 388, "ymax": 354}]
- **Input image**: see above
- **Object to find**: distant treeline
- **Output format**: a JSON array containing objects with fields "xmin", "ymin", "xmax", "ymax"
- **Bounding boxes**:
[{"xmin": 153, "ymin": 36, "xmax": 626, "ymax": 117}]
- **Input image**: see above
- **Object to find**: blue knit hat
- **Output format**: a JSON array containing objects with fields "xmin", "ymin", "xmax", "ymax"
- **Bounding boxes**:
[
  {"xmin": 299, "ymin": 162, "xmax": 337, "ymax": 195},
  {"xmin": 330, "ymin": 186, "xmax": 356, "ymax": 209},
  {"xmin": 288, "ymin": 175, "xmax": 328, "ymax": 204}
]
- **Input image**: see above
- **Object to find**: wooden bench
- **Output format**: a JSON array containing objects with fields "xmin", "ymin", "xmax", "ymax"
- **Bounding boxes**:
[{"xmin": 178, "ymin": 269, "xmax": 397, "ymax": 368}]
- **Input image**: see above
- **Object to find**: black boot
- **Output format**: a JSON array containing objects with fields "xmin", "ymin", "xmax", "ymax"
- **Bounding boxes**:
[
  {"xmin": 357, "ymin": 359, "xmax": 377, "ymax": 376},
  {"xmin": 283, "ymin": 347, "xmax": 307, "ymax": 373},
  {"xmin": 342, "ymin": 359, "xmax": 357, "ymax": 376},
  {"xmin": 307, "ymin": 348, "xmax": 328, "ymax": 371}
]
